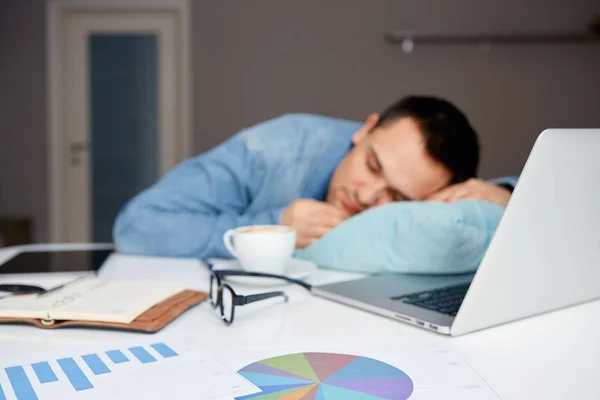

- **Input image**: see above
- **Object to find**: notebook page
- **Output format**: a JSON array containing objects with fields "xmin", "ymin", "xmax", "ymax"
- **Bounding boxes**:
[{"xmin": 0, "ymin": 279, "xmax": 186, "ymax": 323}]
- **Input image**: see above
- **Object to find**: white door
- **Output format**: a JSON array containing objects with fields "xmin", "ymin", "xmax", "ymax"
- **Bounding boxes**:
[{"xmin": 48, "ymin": 1, "xmax": 191, "ymax": 243}]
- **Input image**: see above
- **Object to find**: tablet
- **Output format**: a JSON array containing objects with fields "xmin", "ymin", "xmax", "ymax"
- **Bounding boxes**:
[{"xmin": 0, "ymin": 249, "xmax": 113, "ymax": 275}]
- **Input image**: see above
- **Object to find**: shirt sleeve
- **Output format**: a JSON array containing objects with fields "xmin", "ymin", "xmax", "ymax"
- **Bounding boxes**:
[
  {"xmin": 489, "ymin": 176, "xmax": 520, "ymax": 192},
  {"xmin": 112, "ymin": 129, "xmax": 286, "ymax": 260}
]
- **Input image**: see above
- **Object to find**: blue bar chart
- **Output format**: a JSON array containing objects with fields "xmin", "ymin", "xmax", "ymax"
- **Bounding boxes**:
[
  {"xmin": 128, "ymin": 347, "xmax": 157, "ymax": 364},
  {"xmin": 5, "ymin": 367, "xmax": 37, "ymax": 400},
  {"xmin": 57, "ymin": 358, "xmax": 94, "ymax": 392},
  {"xmin": 105, "ymin": 350, "xmax": 129, "ymax": 364},
  {"xmin": 1, "ymin": 343, "xmax": 178, "ymax": 400},
  {"xmin": 0, "ymin": 339, "xmax": 257, "ymax": 400},
  {"xmin": 31, "ymin": 363, "xmax": 57, "ymax": 384},
  {"xmin": 81, "ymin": 355, "xmax": 110, "ymax": 376}
]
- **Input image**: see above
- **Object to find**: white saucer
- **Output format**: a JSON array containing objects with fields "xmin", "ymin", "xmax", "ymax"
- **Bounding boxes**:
[{"xmin": 207, "ymin": 257, "xmax": 318, "ymax": 287}]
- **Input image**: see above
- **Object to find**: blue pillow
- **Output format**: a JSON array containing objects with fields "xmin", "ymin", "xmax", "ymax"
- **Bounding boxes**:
[{"xmin": 294, "ymin": 200, "xmax": 505, "ymax": 275}]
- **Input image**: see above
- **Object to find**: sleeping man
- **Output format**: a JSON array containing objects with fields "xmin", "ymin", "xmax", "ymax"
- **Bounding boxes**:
[{"xmin": 112, "ymin": 95, "xmax": 517, "ymax": 260}]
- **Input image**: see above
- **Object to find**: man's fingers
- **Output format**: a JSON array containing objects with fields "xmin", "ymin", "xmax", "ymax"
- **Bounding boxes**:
[
  {"xmin": 316, "ymin": 208, "xmax": 350, "ymax": 229},
  {"xmin": 326, "ymin": 214, "xmax": 348, "ymax": 228},
  {"xmin": 307, "ymin": 224, "xmax": 334, "ymax": 238},
  {"xmin": 428, "ymin": 183, "xmax": 475, "ymax": 202},
  {"xmin": 317, "ymin": 203, "xmax": 350, "ymax": 219},
  {"xmin": 296, "ymin": 236, "xmax": 316, "ymax": 249},
  {"xmin": 427, "ymin": 179, "xmax": 512, "ymax": 207},
  {"xmin": 296, "ymin": 228, "xmax": 328, "ymax": 249},
  {"xmin": 446, "ymin": 188, "xmax": 471, "ymax": 202},
  {"xmin": 427, "ymin": 187, "xmax": 456, "ymax": 202},
  {"xmin": 311, "ymin": 206, "xmax": 349, "ymax": 225}
]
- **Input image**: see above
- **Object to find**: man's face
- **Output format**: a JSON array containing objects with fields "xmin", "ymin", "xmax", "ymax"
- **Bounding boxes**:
[{"xmin": 326, "ymin": 115, "xmax": 452, "ymax": 216}]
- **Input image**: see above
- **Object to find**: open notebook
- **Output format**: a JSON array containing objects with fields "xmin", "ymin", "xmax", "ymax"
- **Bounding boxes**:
[{"xmin": 0, "ymin": 278, "xmax": 207, "ymax": 330}]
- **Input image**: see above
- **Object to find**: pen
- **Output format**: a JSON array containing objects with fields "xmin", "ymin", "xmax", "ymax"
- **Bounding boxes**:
[
  {"xmin": 36, "ymin": 276, "xmax": 88, "ymax": 297},
  {"xmin": 0, "ymin": 276, "xmax": 88, "ymax": 298},
  {"xmin": 0, "ymin": 283, "xmax": 46, "ymax": 294}
]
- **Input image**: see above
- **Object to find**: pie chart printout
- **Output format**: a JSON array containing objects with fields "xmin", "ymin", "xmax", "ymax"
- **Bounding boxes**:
[{"xmin": 235, "ymin": 352, "xmax": 414, "ymax": 399}]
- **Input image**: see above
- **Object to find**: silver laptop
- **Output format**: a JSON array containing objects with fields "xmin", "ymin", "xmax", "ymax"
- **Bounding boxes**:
[{"xmin": 312, "ymin": 129, "xmax": 600, "ymax": 336}]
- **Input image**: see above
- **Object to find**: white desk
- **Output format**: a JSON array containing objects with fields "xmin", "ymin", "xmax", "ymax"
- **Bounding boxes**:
[{"xmin": 0, "ymin": 244, "xmax": 598, "ymax": 399}]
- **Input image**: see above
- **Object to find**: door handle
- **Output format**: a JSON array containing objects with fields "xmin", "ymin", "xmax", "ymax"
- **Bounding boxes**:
[
  {"xmin": 69, "ymin": 142, "xmax": 89, "ymax": 166},
  {"xmin": 69, "ymin": 142, "xmax": 89, "ymax": 153}
]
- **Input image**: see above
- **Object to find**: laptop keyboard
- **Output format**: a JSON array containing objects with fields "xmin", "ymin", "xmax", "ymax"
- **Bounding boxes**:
[{"xmin": 393, "ymin": 283, "xmax": 470, "ymax": 316}]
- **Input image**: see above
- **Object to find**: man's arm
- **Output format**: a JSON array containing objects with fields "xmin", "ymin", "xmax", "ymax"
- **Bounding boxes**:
[
  {"xmin": 426, "ymin": 176, "xmax": 520, "ymax": 207},
  {"xmin": 112, "ymin": 134, "xmax": 284, "ymax": 260}
]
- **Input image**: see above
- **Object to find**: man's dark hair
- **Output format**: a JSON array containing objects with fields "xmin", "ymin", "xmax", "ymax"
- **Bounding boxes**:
[{"xmin": 376, "ymin": 95, "xmax": 480, "ymax": 184}]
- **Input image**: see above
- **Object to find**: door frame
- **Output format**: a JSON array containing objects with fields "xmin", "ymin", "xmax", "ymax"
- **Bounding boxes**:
[{"xmin": 47, "ymin": 0, "xmax": 192, "ymax": 243}]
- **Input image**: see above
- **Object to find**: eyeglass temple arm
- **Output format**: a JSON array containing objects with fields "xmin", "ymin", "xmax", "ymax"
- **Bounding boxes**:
[
  {"xmin": 238, "ymin": 291, "xmax": 289, "ymax": 306},
  {"xmin": 213, "ymin": 269, "xmax": 312, "ymax": 291}
]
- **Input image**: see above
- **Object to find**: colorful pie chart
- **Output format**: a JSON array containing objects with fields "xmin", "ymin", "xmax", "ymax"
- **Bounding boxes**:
[{"xmin": 235, "ymin": 352, "xmax": 414, "ymax": 399}]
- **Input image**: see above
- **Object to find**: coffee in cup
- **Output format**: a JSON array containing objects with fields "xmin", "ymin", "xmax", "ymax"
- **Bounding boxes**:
[
  {"xmin": 238, "ymin": 226, "xmax": 286, "ymax": 234},
  {"xmin": 222, "ymin": 225, "xmax": 296, "ymax": 275}
]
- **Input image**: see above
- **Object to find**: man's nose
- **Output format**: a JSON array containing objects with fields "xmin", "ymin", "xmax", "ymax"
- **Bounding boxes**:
[{"xmin": 357, "ymin": 181, "xmax": 387, "ymax": 207}]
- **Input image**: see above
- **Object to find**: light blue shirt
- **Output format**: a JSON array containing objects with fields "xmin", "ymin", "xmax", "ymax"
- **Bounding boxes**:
[{"xmin": 113, "ymin": 114, "xmax": 518, "ymax": 259}]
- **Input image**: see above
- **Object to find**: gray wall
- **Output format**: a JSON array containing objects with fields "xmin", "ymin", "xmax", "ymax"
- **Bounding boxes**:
[
  {"xmin": 0, "ymin": 0, "xmax": 47, "ymax": 242},
  {"xmin": 192, "ymin": 0, "xmax": 600, "ymax": 175},
  {"xmin": 1, "ymin": 0, "xmax": 599, "ymax": 243}
]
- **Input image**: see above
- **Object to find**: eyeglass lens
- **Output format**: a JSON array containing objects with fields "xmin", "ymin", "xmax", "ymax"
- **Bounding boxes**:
[
  {"xmin": 210, "ymin": 275, "xmax": 219, "ymax": 307},
  {"xmin": 220, "ymin": 285, "xmax": 234, "ymax": 323}
]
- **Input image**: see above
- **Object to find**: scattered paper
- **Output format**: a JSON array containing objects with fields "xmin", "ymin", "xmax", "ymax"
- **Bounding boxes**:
[
  {"xmin": 0, "ymin": 337, "xmax": 258, "ymax": 400},
  {"xmin": 213, "ymin": 343, "xmax": 502, "ymax": 400}
]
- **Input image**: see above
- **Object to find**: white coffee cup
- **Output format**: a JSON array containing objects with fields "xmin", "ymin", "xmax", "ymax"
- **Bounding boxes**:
[{"xmin": 222, "ymin": 225, "xmax": 296, "ymax": 275}]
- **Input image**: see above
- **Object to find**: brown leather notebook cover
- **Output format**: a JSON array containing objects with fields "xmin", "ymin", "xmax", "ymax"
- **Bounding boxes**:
[{"xmin": 0, "ymin": 289, "xmax": 208, "ymax": 333}]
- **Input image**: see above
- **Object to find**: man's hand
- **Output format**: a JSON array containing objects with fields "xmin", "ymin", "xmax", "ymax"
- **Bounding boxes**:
[
  {"xmin": 426, "ymin": 178, "xmax": 512, "ymax": 207},
  {"xmin": 280, "ymin": 199, "xmax": 349, "ymax": 249}
]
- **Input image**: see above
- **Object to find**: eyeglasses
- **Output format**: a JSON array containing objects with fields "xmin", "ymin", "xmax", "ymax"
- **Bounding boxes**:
[{"xmin": 205, "ymin": 262, "xmax": 312, "ymax": 325}]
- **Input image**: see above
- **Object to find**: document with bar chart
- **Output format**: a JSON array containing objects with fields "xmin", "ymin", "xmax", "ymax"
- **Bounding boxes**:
[{"xmin": 0, "ymin": 339, "xmax": 258, "ymax": 400}]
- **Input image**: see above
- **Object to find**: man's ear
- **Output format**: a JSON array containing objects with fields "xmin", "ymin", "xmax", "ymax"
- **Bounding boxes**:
[{"xmin": 352, "ymin": 113, "xmax": 380, "ymax": 145}]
